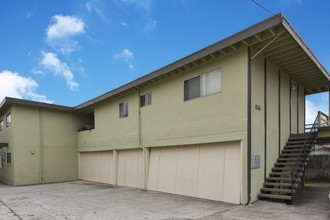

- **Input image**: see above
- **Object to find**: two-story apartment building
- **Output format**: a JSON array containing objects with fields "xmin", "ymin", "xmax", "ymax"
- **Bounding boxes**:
[{"xmin": 0, "ymin": 13, "xmax": 329, "ymax": 205}]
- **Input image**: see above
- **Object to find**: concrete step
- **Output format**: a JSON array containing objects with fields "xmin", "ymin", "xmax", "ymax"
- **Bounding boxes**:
[
  {"xmin": 260, "ymin": 187, "xmax": 293, "ymax": 193},
  {"xmin": 263, "ymin": 182, "xmax": 293, "ymax": 187},
  {"xmin": 266, "ymin": 176, "xmax": 299, "ymax": 182},
  {"xmin": 272, "ymin": 166, "xmax": 304, "ymax": 171},
  {"xmin": 258, "ymin": 193, "xmax": 292, "ymax": 200},
  {"xmin": 284, "ymin": 145, "xmax": 310, "ymax": 149},
  {"xmin": 274, "ymin": 161, "xmax": 307, "ymax": 166},
  {"xmin": 289, "ymin": 133, "xmax": 311, "ymax": 139},
  {"xmin": 286, "ymin": 140, "xmax": 314, "ymax": 145},
  {"xmin": 280, "ymin": 153, "xmax": 308, "ymax": 157},
  {"xmin": 282, "ymin": 149, "xmax": 310, "ymax": 153},
  {"xmin": 277, "ymin": 157, "xmax": 308, "ymax": 161},
  {"xmin": 269, "ymin": 171, "xmax": 291, "ymax": 176}
]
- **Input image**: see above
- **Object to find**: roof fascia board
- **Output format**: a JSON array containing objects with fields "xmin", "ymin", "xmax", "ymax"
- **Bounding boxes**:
[
  {"xmin": 74, "ymin": 14, "xmax": 284, "ymax": 110},
  {"xmin": 0, "ymin": 97, "xmax": 73, "ymax": 112}
]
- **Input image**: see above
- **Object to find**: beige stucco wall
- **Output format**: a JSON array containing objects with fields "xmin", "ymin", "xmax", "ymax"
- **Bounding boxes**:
[{"xmin": 2, "ymin": 105, "xmax": 80, "ymax": 185}]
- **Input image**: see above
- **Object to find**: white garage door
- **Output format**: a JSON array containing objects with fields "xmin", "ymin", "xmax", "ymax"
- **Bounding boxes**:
[
  {"xmin": 147, "ymin": 142, "xmax": 241, "ymax": 204},
  {"xmin": 79, "ymin": 149, "xmax": 144, "ymax": 188},
  {"xmin": 79, "ymin": 151, "xmax": 114, "ymax": 184},
  {"xmin": 117, "ymin": 149, "xmax": 144, "ymax": 188}
]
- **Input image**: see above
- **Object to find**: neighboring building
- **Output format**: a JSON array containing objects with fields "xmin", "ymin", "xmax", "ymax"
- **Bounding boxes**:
[
  {"xmin": 0, "ymin": 13, "xmax": 330, "ymax": 205},
  {"xmin": 311, "ymin": 145, "xmax": 330, "ymax": 155},
  {"xmin": 0, "ymin": 99, "xmax": 80, "ymax": 185}
]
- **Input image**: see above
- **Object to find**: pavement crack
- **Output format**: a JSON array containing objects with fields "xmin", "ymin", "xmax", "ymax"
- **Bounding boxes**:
[{"xmin": 0, "ymin": 199, "xmax": 23, "ymax": 220}]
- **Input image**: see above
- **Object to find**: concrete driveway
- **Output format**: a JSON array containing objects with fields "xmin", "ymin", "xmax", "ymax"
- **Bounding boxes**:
[{"xmin": 0, "ymin": 181, "xmax": 328, "ymax": 220}]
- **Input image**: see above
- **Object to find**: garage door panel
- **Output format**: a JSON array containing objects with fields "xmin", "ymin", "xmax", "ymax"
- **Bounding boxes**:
[
  {"xmin": 147, "ymin": 148, "xmax": 161, "ymax": 191},
  {"xmin": 117, "ymin": 149, "xmax": 143, "ymax": 188},
  {"xmin": 175, "ymin": 145, "xmax": 199, "ymax": 196},
  {"xmin": 158, "ymin": 147, "xmax": 178, "ymax": 193},
  {"xmin": 117, "ymin": 151, "xmax": 127, "ymax": 186},
  {"xmin": 223, "ymin": 142, "xmax": 241, "ymax": 204},
  {"xmin": 147, "ymin": 141, "xmax": 241, "ymax": 204},
  {"xmin": 197, "ymin": 143, "xmax": 225, "ymax": 201},
  {"xmin": 79, "ymin": 151, "xmax": 113, "ymax": 184}
]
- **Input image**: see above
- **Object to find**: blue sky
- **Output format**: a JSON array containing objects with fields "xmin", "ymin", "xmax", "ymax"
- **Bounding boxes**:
[{"xmin": 0, "ymin": 0, "xmax": 329, "ymax": 122}]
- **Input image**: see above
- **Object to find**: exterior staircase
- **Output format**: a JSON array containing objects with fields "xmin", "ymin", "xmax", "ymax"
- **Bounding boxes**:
[{"xmin": 258, "ymin": 132, "xmax": 317, "ymax": 203}]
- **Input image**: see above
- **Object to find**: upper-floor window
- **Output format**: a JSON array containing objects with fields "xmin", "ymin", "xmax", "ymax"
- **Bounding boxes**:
[
  {"xmin": 119, "ymin": 101, "xmax": 128, "ymax": 118},
  {"xmin": 0, "ymin": 119, "xmax": 3, "ymax": 131},
  {"xmin": 6, "ymin": 152, "xmax": 11, "ymax": 165},
  {"xmin": 6, "ymin": 113, "xmax": 11, "ymax": 127},
  {"xmin": 184, "ymin": 69, "xmax": 221, "ymax": 101},
  {"xmin": 140, "ymin": 92, "xmax": 152, "ymax": 107}
]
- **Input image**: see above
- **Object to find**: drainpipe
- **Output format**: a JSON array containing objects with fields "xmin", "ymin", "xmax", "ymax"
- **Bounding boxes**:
[
  {"xmin": 137, "ymin": 88, "xmax": 149, "ymax": 190},
  {"xmin": 39, "ymin": 108, "xmax": 44, "ymax": 183}
]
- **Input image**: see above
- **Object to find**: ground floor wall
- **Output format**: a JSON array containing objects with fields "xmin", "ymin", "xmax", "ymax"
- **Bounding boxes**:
[{"xmin": 79, "ymin": 141, "xmax": 242, "ymax": 204}]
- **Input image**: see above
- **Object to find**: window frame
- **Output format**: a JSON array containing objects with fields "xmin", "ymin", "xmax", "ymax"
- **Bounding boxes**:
[
  {"xmin": 140, "ymin": 92, "xmax": 152, "ymax": 107},
  {"xmin": 119, "ymin": 101, "xmax": 128, "ymax": 118},
  {"xmin": 6, "ymin": 113, "xmax": 11, "ymax": 127},
  {"xmin": 184, "ymin": 68, "xmax": 221, "ymax": 101},
  {"xmin": 0, "ymin": 119, "xmax": 3, "ymax": 131},
  {"xmin": 6, "ymin": 152, "xmax": 11, "ymax": 165}
]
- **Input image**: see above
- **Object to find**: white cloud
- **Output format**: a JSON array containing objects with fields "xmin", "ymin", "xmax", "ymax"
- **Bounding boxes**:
[
  {"xmin": 144, "ymin": 18, "xmax": 157, "ymax": 33},
  {"xmin": 118, "ymin": 0, "xmax": 152, "ymax": 10},
  {"xmin": 121, "ymin": 21, "xmax": 128, "ymax": 27},
  {"xmin": 113, "ymin": 49, "xmax": 135, "ymax": 70},
  {"xmin": 0, "ymin": 70, "xmax": 52, "ymax": 103},
  {"xmin": 85, "ymin": 1, "xmax": 93, "ymax": 12},
  {"xmin": 85, "ymin": 0, "xmax": 110, "ymax": 24},
  {"xmin": 113, "ymin": 49, "xmax": 134, "ymax": 62},
  {"xmin": 41, "ymin": 52, "xmax": 79, "ymax": 91},
  {"xmin": 46, "ymin": 15, "xmax": 85, "ymax": 54},
  {"xmin": 305, "ymin": 99, "xmax": 327, "ymax": 124}
]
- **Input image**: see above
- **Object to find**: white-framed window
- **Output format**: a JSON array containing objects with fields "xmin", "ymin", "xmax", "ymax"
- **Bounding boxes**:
[
  {"xmin": 184, "ymin": 68, "xmax": 221, "ymax": 101},
  {"xmin": 6, "ymin": 152, "xmax": 11, "ymax": 165},
  {"xmin": 119, "ymin": 101, "xmax": 128, "ymax": 118},
  {"xmin": 140, "ymin": 92, "xmax": 152, "ymax": 107},
  {"xmin": 0, "ymin": 119, "xmax": 3, "ymax": 131},
  {"xmin": 6, "ymin": 113, "xmax": 11, "ymax": 127}
]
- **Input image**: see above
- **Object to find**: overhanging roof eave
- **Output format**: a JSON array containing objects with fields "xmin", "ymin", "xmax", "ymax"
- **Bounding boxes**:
[{"xmin": 280, "ymin": 15, "xmax": 330, "ymax": 82}]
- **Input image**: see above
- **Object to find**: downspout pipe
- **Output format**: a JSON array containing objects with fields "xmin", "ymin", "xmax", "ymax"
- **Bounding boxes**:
[
  {"xmin": 39, "ymin": 108, "xmax": 44, "ymax": 184},
  {"xmin": 137, "ymin": 88, "xmax": 148, "ymax": 190}
]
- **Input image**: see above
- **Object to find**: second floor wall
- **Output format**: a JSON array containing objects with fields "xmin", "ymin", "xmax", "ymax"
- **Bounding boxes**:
[{"xmin": 78, "ymin": 49, "xmax": 249, "ymax": 151}]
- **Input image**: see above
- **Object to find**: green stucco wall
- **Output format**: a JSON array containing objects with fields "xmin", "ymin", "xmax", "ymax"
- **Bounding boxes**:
[
  {"xmin": 0, "ymin": 108, "xmax": 14, "ymax": 185},
  {"xmin": 0, "ymin": 105, "xmax": 80, "ymax": 185},
  {"xmin": 78, "ymin": 49, "xmax": 249, "ymax": 204},
  {"xmin": 78, "ymin": 50, "xmax": 248, "ymax": 151},
  {"xmin": 250, "ymin": 56, "xmax": 306, "ymax": 201}
]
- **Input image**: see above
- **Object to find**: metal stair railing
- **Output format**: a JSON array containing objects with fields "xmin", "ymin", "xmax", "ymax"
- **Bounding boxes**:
[{"xmin": 291, "ymin": 112, "xmax": 320, "ymax": 195}]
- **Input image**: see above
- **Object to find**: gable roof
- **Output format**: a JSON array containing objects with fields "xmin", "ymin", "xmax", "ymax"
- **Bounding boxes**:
[{"xmin": 74, "ymin": 13, "xmax": 330, "ymax": 111}]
